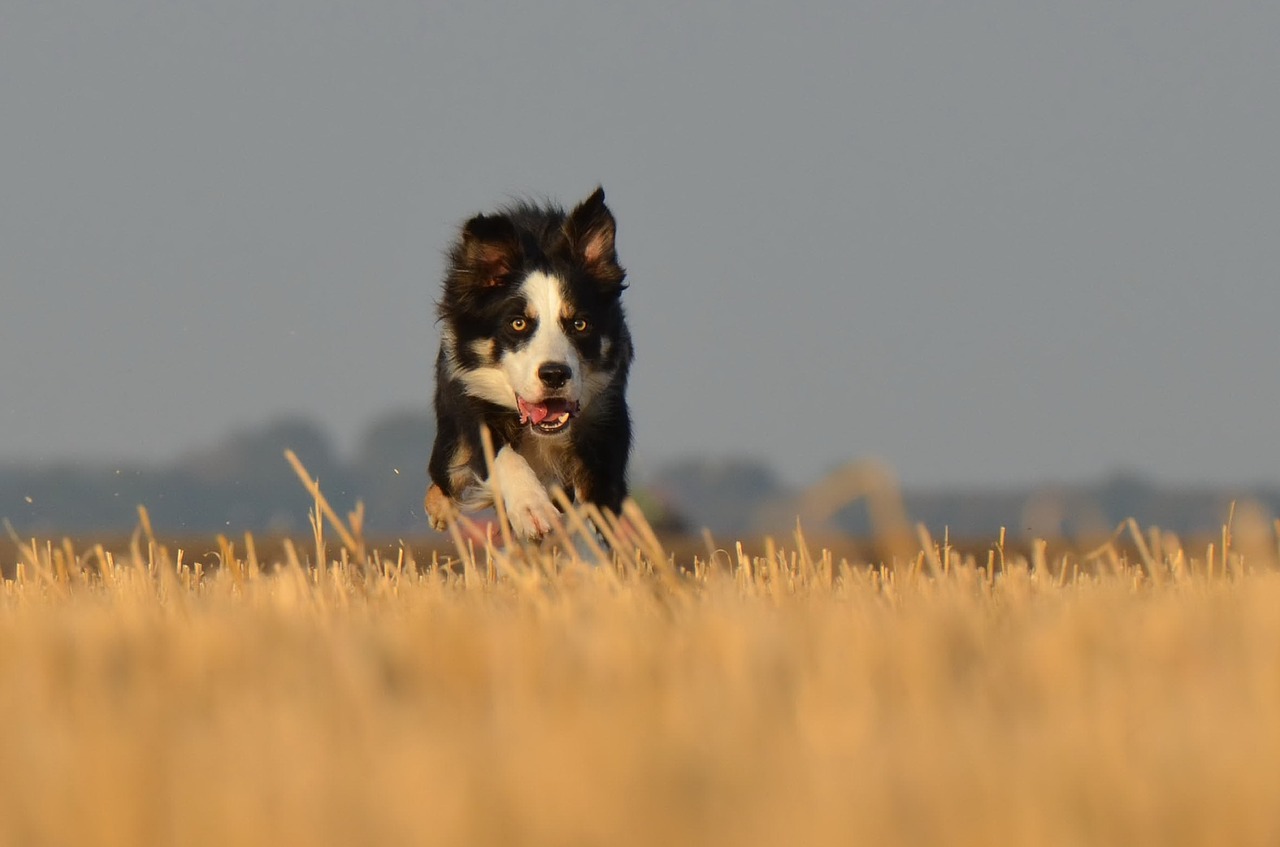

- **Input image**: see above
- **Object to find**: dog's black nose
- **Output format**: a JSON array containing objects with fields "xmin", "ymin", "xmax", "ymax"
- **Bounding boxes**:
[{"xmin": 538, "ymin": 362, "xmax": 572, "ymax": 389}]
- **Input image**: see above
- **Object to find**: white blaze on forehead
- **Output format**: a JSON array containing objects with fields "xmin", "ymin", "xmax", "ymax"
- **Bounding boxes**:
[
  {"xmin": 520, "ymin": 272, "xmax": 572, "ymax": 364},
  {"xmin": 520, "ymin": 271, "xmax": 567, "ymax": 323},
  {"xmin": 501, "ymin": 271, "xmax": 582, "ymax": 403}
]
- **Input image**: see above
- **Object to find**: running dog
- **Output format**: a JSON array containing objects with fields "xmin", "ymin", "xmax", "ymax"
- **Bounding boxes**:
[{"xmin": 425, "ymin": 187, "xmax": 633, "ymax": 540}]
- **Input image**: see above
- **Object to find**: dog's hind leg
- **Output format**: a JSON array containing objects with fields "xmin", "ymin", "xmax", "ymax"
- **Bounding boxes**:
[{"xmin": 424, "ymin": 484, "xmax": 458, "ymax": 532}]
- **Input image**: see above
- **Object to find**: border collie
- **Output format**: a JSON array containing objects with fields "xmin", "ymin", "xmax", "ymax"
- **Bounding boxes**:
[{"xmin": 425, "ymin": 187, "xmax": 633, "ymax": 540}]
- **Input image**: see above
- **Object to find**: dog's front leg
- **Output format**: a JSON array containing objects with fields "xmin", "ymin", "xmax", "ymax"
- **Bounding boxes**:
[{"xmin": 490, "ymin": 446, "xmax": 558, "ymax": 540}]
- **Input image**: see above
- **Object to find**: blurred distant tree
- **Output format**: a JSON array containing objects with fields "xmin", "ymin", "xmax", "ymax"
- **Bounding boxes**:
[
  {"xmin": 180, "ymin": 417, "xmax": 341, "ymax": 484},
  {"xmin": 353, "ymin": 409, "xmax": 435, "ymax": 533},
  {"xmin": 4, "ymin": 418, "xmax": 1277, "ymax": 540},
  {"xmin": 646, "ymin": 458, "xmax": 784, "ymax": 535},
  {"xmin": 168, "ymin": 417, "xmax": 352, "ymax": 533}
]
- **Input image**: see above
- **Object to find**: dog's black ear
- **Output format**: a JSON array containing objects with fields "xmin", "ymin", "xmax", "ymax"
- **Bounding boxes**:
[
  {"xmin": 564, "ymin": 187, "xmax": 626, "ymax": 291},
  {"xmin": 458, "ymin": 213, "xmax": 521, "ymax": 288}
]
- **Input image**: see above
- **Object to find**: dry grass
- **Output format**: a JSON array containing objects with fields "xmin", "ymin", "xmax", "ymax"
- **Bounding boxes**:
[{"xmin": 3, "ymin": 469, "xmax": 1280, "ymax": 846}]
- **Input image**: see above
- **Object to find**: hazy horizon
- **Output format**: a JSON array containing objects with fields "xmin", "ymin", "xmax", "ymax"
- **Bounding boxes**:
[{"xmin": 4, "ymin": 1, "xmax": 1279, "ymax": 489}]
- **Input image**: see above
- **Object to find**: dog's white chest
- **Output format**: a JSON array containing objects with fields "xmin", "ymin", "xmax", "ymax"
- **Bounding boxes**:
[{"xmin": 517, "ymin": 437, "xmax": 571, "ymax": 490}]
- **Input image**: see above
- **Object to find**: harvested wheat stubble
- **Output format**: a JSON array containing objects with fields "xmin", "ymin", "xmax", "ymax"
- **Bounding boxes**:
[{"xmin": 3, "ymin": 486, "xmax": 1280, "ymax": 847}]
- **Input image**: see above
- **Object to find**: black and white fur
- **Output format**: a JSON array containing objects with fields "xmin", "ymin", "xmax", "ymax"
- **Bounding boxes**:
[{"xmin": 426, "ymin": 187, "xmax": 633, "ymax": 539}]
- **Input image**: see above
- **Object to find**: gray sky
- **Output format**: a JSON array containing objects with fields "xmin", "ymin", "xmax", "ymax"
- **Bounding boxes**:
[{"xmin": 2, "ymin": 0, "xmax": 1278, "ymax": 488}]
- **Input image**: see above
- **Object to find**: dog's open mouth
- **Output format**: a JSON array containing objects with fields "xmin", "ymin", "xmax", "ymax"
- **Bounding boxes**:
[{"xmin": 517, "ymin": 397, "xmax": 580, "ymax": 434}]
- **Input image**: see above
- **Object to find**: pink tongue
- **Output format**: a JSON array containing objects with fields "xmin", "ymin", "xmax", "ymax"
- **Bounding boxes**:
[{"xmin": 518, "ymin": 397, "xmax": 571, "ymax": 425}]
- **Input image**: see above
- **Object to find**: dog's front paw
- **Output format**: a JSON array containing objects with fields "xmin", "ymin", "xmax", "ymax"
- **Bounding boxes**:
[
  {"xmin": 501, "ymin": 478, "xmax": 559, "ymax": 540},
  {"xmin": 424, "ymin": 484, "xmax": 457, "ymax": 532}
]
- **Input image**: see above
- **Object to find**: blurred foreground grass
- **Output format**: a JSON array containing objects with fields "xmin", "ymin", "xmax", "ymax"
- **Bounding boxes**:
[{"xmin": 3, "ymin": 493, "xmax": 1280, "ymax": 847}]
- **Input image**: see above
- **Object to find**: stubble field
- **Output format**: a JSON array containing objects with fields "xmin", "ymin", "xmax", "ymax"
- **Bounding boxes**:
[{"xmin": 3, "ymin": 481, "xmax": 1280, "ymax": 846}]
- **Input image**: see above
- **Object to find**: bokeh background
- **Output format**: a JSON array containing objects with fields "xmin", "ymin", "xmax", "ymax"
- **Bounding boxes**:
[{"xmin": 3, "ymin": 1, "xmax": 1278, "ymax": 536}]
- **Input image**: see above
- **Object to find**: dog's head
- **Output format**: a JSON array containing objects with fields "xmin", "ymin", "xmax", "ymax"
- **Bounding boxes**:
[{"xmin": 439, "ymin": 187, "xmax": 629, "ymax": 437}]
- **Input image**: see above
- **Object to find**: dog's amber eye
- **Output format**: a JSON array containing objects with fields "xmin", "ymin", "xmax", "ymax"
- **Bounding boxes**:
[
  {"xmin": 510, "ymin": 317, "xmax": 529, "ymax": 333},
  {"xmin": 572, "ymin": 317, "xmax": 589, "ymax": 333}
]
